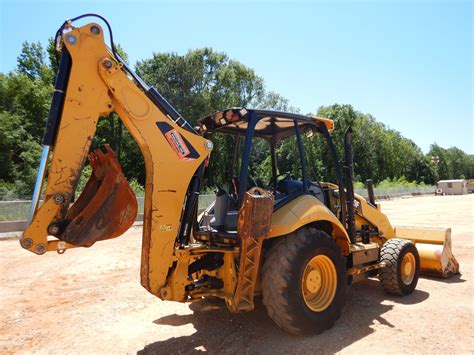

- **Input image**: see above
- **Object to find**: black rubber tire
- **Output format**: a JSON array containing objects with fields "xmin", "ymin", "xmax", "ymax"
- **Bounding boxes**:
[
  {"xmin": 261, "ymin": 228, "xmax": 347, "ymax": 335},
  {"xmin": 379, "ymin": 238, "xmax": 420, "ymax": 296}
]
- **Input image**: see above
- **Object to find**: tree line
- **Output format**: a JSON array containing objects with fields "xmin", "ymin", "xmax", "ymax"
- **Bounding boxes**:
[{"xmin": 0, "ymin": 41, "xmax": 472, "ymax": 198}]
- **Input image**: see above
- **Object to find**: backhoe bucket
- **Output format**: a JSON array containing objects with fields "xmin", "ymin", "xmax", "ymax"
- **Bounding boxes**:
[
  {"xmin": 58, "ymin": 145, "xmax": 138, "ymax": 247},
  {"xmin": 394, "ymin": 227, "xmax": 460, "ymax": 278}
]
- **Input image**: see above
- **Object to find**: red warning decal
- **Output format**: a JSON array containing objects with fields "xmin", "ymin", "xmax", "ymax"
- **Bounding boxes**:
[{"xmin": 165, "ymin": 129, "xmax": 191, "ymax": 160}]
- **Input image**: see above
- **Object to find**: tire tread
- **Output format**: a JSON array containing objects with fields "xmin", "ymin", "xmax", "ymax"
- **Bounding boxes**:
[
  {"xmin": 379, "ymin": 238, "xmax": 419, "ymax": 296},
  {"xmin": 262, "ymin": 228, "xmax": 345, "ymax": 334}
]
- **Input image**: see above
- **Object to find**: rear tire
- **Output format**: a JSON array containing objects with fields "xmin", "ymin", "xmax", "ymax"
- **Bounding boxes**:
[
  {"xmin": 262, "ymin": 228, "xmax": 347, "ymax": 335},
  {"xmin": 379, "ymin": 238, "xmax": 420, "ymax": 296}
]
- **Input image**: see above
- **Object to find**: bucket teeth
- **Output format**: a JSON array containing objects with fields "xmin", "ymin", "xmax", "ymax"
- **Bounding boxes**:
[{"xmin": 57, "ymin": 145, "xmax": 137, "ymax": 247}]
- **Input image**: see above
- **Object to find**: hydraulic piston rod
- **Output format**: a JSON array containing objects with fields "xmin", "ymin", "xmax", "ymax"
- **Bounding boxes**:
[
  {"xmin": 28, "ymin": 48, "xmax": 72, "ymax": 224},
  {"xmin": 27, "ymin": 145, "xmax": 50, "ymax": 224}
]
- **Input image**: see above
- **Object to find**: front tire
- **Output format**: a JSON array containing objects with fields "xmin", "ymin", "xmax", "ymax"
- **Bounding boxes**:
[
  {"xmin": 262, "ymin": 228, "xmax": 347, "ymax": 335},
  {"xmin": 379, "ymin": 238, "xmax": 420, "ymax": 296}
]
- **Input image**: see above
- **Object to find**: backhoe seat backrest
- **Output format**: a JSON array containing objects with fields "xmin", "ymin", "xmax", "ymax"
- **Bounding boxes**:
[{"xmin": 274, "ymin": 179, "xmax": 326, "ymax": 209}]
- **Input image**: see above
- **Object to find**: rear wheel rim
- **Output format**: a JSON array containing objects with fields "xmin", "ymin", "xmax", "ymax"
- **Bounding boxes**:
[
  {"xmin": 302, "ymin": 255, "xmax": 337, "ymax": 312},
  {"xmin": 401, "ymin": 252, "xmax": 416, "ymax": 285}
]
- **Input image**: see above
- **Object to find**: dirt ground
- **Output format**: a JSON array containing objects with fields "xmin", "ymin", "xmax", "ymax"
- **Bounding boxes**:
[{"xmin": 1, "ymin": 195, "xmax": 473, "ymax": 354}]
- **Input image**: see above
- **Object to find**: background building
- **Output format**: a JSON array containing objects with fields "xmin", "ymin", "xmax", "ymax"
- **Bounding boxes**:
[{"xmin": 436, "ymin": 179, "xmax": 468, "ymax": 195}]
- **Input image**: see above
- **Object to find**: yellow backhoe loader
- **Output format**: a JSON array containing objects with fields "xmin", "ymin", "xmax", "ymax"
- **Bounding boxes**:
[{"xmin": 21, "ymin": 14, "xmax": 459, "ymax": 334}]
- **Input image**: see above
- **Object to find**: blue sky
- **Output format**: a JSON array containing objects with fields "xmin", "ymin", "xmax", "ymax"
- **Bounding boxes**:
[{"xmin": 1, "ymin": 0, "xmax": 472, "ymax": 153}]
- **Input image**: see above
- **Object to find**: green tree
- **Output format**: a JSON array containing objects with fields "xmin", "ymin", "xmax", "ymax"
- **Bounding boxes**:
[
  {"xmin": 428, "ymin": 144, "xmax": 474, "ymax": 181},
  {"xmin": 0, "ymin": 72, "xmax": 52, "ymax": 141},
  {"xmin": 17, "ymin": 41, "xmax": 53, "ymax": 83},
  {"xmin": 0, "ymin": 42, "xmax": 54, "ymax": 196},
  {"xmin": 2, "ymin": 37, "xmax": 472, "ymax": 199},
  {"xmin": 313, "ymin": 104, "xmax": 433, "ymax": 185},
  {"xmin": 0, "ymin": 111, "xmax": 41, "ymax": 195},
  {"xmin": 134, "ymin": 48, "xmax": 270, "ymax": 187},
  {"xmin": 136, "ymin": 48, "xmax": 265, "ymax": 126}
]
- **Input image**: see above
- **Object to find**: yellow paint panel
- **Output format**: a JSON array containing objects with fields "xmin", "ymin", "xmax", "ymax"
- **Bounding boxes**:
[
  {"xmin": 394, "ymin": 226, "xmax": 460, "ymax": 277},
  {"xmin": 21, "ymin": 23, "xmax": 211, "ymax": 298},
  {"xmin": 97, "ymin": 57, "xmax": 210, "ymax": 294},
  {"xmin": 354, "ymin": 194, "xmax": 395, "ymax": 238},
  {"xmin": 269, "ymin": 195, "xmax": 350, "ymax": 254},
  {"xmin": 22, "ymin": 24, "xmax": 114, "ymax": 253},
  {"xmin": 312, "ymin": 116, "xmax": 334, "ymax": 131}
]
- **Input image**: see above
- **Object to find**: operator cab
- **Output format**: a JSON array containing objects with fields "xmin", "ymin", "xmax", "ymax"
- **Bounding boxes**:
[{"xmin": 194, "ymin": 108, "xmax": 339, "ymax": 245}]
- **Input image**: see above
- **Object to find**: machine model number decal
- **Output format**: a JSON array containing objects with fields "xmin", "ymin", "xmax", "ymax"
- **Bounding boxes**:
[
  {"xmin": 165, "ymin": 129, "xmax": 191, "ymax": 160},
  {"xmin": 159, "ymin": 224, "xmax": 173, "ymax": 232}
]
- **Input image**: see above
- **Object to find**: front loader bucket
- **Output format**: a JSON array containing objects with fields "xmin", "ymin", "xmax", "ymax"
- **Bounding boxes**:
[
  {"xmin": 394, "ymin": 227, "xmax": 460, "ymax": 278},
  {"xmin": 58, "ymin": 145, "xmax": 138, "ymax": 247}
]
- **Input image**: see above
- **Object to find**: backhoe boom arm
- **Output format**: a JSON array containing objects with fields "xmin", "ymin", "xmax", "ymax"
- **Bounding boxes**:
[{"xmin": 21, "ymin": 21, "xmax": 212, "ymax": 296}]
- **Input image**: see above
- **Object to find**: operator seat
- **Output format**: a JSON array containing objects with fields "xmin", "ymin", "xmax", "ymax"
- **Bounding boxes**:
[{"xmin": 274, "ymin": 178, "xmax": 326, "ymax": 206}]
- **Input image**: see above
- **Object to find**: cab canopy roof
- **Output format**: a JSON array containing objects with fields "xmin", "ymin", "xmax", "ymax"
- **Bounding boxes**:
[{"xmin": 197, "ymin": 108, "xmax": 334, "ymax": 140}]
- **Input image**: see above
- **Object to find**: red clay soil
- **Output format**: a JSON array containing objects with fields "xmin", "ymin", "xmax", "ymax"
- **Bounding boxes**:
[{"xmin": 1, "ymin": 195, "xmax": 472, "ymax": 354}]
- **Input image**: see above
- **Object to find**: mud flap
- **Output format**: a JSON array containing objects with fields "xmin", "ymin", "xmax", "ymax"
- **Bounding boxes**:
[
  {"xmin": 58, "ymin": 145, "xmax": 138, "ymax": 247},
  {"xmin": 394, "ymin": 226, "xmax": 460, "ymax": 278}
]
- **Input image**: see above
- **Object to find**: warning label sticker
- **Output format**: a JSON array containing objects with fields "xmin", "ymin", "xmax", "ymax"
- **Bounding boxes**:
[{"xmin": 165, "ymin": 129, "xmax": 191, "ymax": 160}]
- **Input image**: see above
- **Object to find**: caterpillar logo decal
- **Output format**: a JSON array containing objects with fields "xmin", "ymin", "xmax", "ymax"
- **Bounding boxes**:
[{"xmin": 156, "ymin": 121, "xmax": 200, "ymax": 161}]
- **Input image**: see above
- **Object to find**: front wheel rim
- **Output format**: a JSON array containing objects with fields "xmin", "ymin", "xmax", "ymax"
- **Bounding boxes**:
[
  {"xmin": 401, "ymin": 252, "xmax": 416, "ymax": 285},
  {"xmin": 301, "ymin": 255, "xmax": 337, "ymax": 312}
]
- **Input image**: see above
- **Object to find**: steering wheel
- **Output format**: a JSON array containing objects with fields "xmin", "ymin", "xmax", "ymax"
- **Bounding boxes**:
[{"xmin": 269, "ymin": 171, "xmax": 292, "ymax": 189}]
